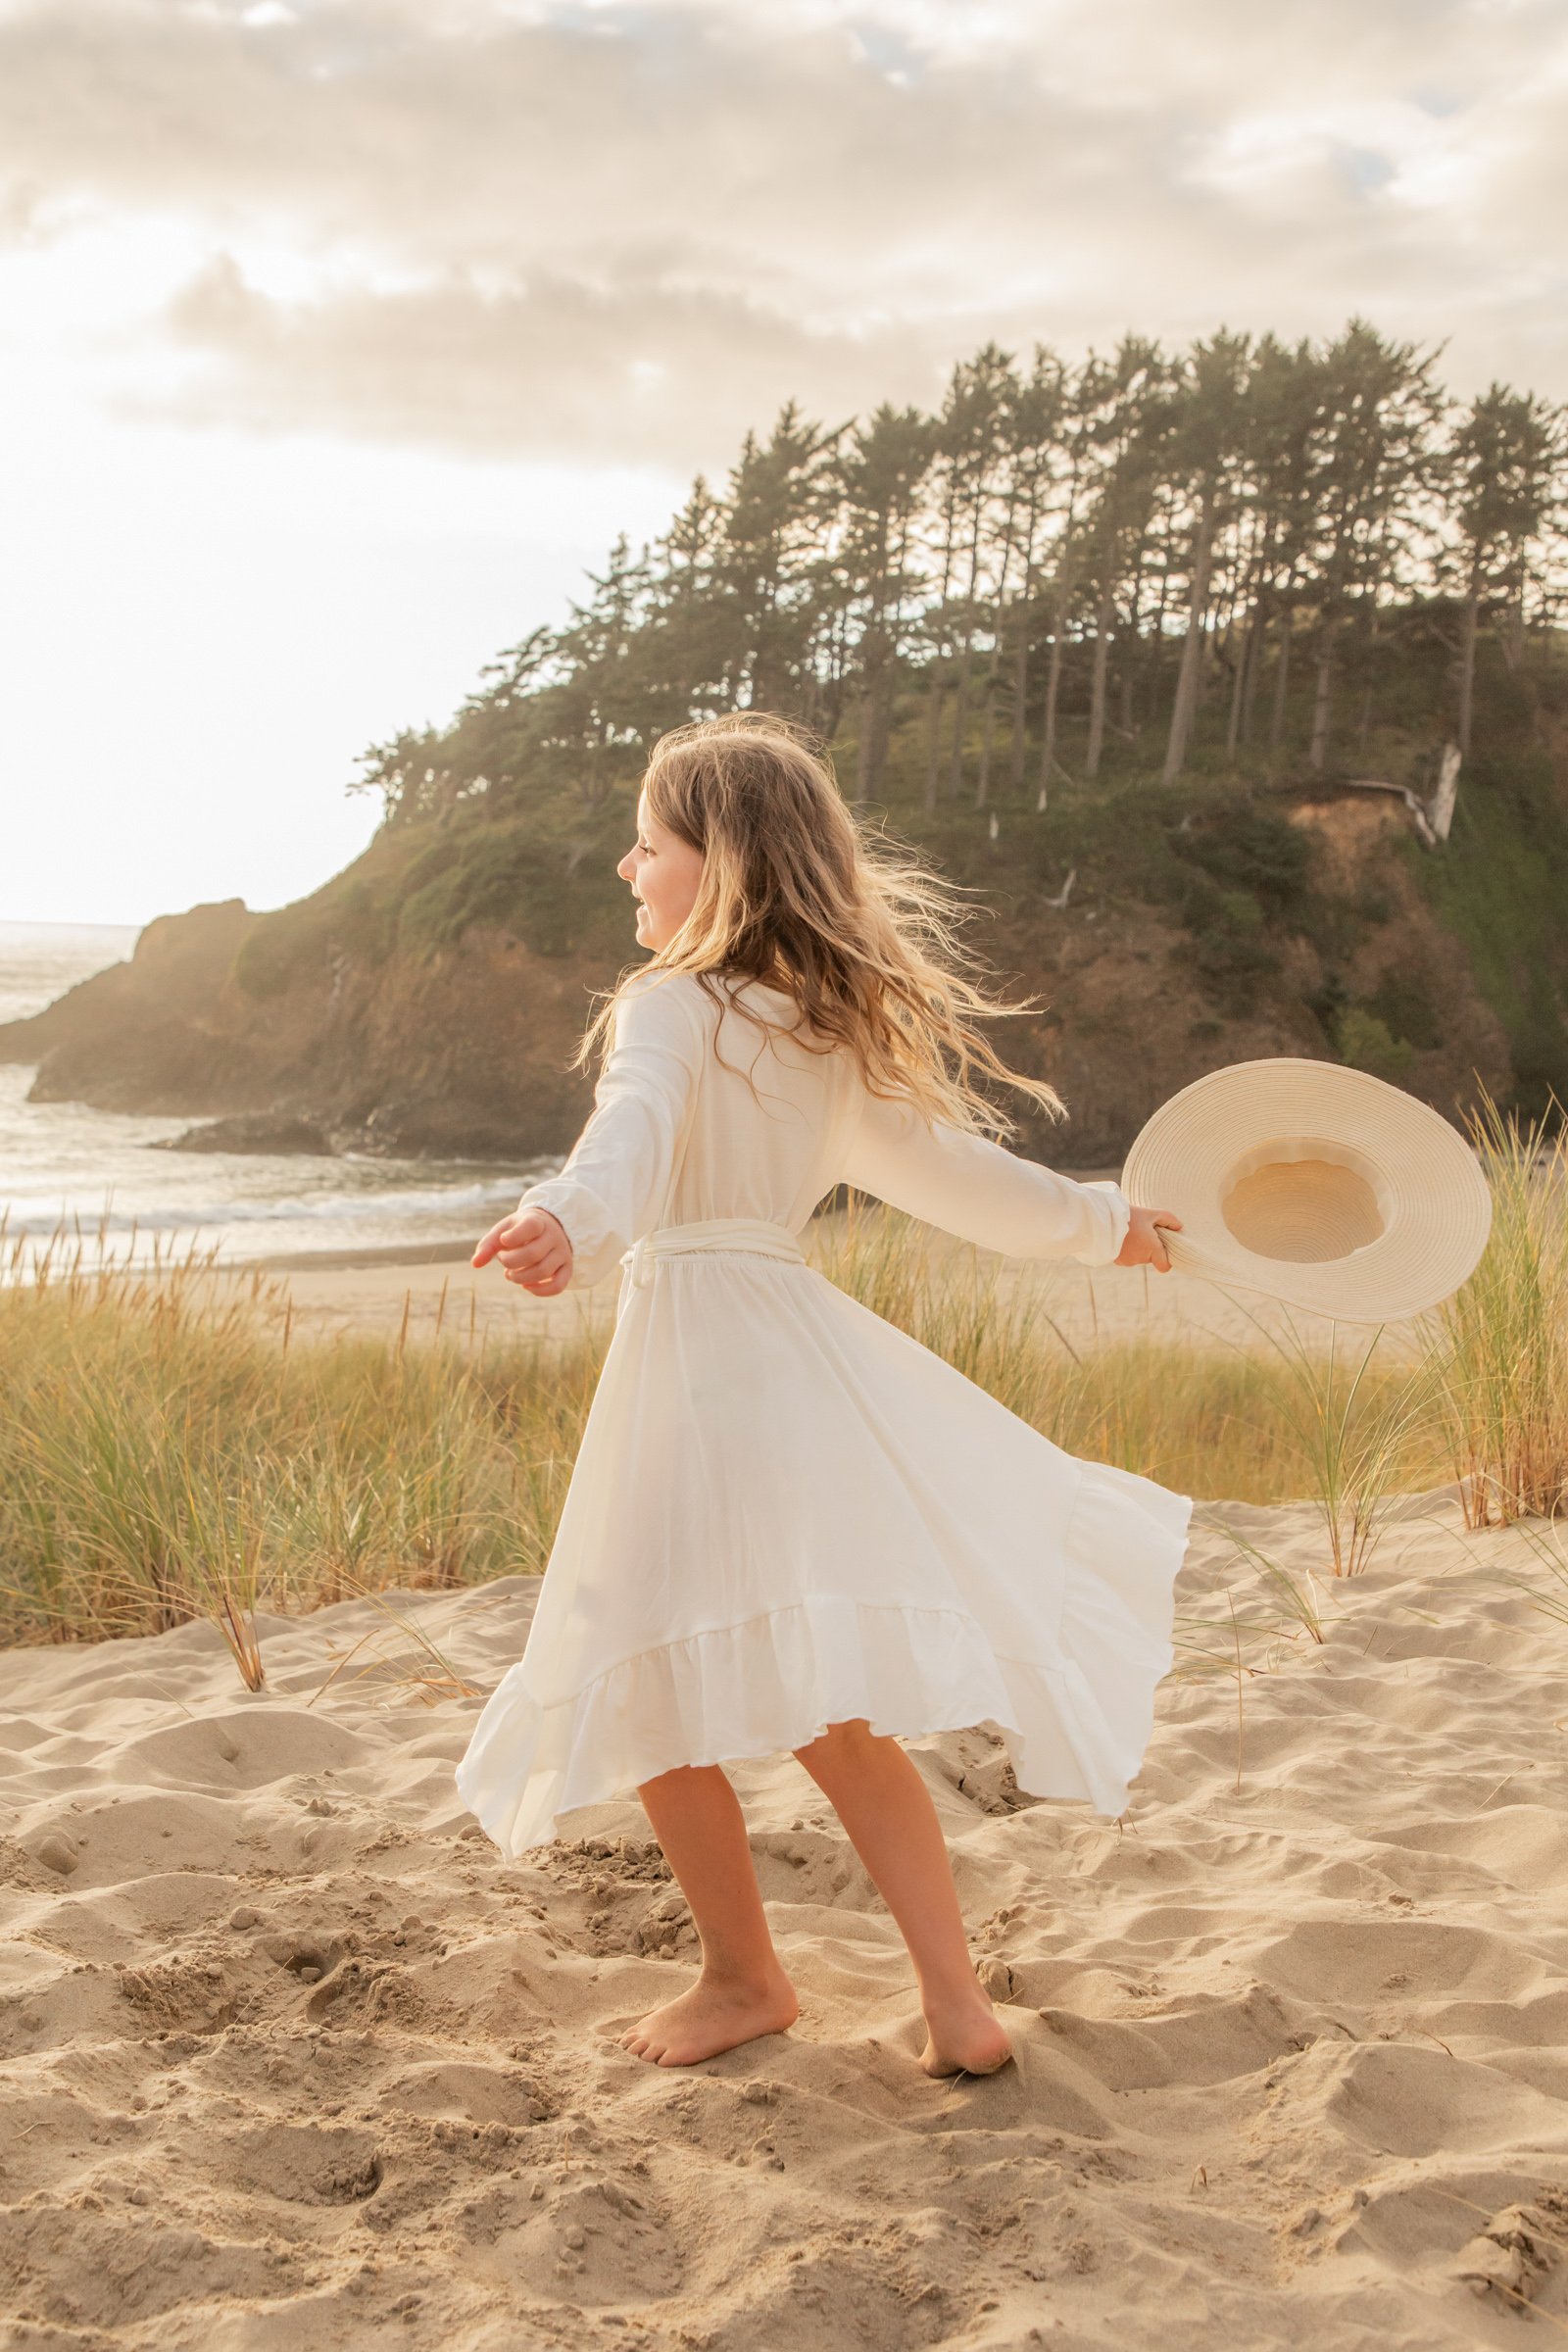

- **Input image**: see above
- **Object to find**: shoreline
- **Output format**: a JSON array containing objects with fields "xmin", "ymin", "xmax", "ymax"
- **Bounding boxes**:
[
  {"xmin": 207, "ymin": 1210, "xmax": 1424, "ymax": 1362},
  {"xmin": 228, "ymin": 1168, "xmax": 1131, "ymax": 1279},
  {"xmin": 230, "ymin": 1235, "xmax": 484, "ymax": 1275}
]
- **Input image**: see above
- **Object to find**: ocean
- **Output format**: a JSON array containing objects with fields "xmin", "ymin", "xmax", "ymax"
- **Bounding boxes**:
[{"xmin": 0, "ymin": 920, "xmax": 558, "ymax": 1274}]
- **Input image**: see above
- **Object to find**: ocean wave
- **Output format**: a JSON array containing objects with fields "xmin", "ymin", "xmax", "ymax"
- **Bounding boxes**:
[{"xmin": 2, "ymin": 1177, "xmax": 533, "ymax": 1239}]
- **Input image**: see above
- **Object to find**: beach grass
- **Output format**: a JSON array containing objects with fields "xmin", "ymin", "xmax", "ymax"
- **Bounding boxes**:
[
  {"xmin": 1419, "ymin": 1090, "xmax": 1568, "ymax": 1527},
  {"xmin": 810, "ymin": 1193, "xmax": 1449, "ymax": 1526},
  {"xmin": 0, "ymin": 1225, "xmax": 576, "ymax": 1650},
  {"xmin": 0, "ymin": 1200, "xmax": 1468, "ymax": 1657}
]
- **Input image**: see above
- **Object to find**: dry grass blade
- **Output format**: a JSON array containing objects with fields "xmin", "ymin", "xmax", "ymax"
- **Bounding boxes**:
[
  {"xmin": 1209, "ymin": 1519, "xmax": 1329, "ymax": 1643},
  {"xmin": 1446, "ymin": 1508, "xmax": 1568, "ymax": 1634},
  {"xmin": 171, "ymin": 1449, "xmax": 270, "ymax": 1690},
  {"xmin": 1420, "ymin": 1088, "xmax": 1568, "ymax": 1528},
  {"xmin": 1229, "ymin": 1300, "xmax": 1439, "ymax": 1576},
  {"xmin": 307, "ymin": 1578, "xmax": 485, "ymax": 1708},
  {"xmin": 0, "ymin": 1235, "xmax": 594, "ymax": 1645}
]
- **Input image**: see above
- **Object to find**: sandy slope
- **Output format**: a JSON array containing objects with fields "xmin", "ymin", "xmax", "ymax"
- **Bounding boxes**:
[{"xmin": 2, "ymin": 1492, "xmax": 1566, "ymax": 2349}]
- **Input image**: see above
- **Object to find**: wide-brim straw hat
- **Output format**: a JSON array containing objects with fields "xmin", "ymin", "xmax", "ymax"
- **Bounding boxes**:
[{"xmin": 1120, "ymin": 1058, "xmax": 1493, "ymax": 1324}]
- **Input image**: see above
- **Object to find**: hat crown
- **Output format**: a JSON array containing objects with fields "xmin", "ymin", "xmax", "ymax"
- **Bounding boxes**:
[{"xmin": 1220, "ymin": 1137, "xmax": 1390, "ymax": 1265}]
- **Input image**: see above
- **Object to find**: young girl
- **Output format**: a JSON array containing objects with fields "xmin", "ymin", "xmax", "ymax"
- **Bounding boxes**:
[{"xmin": 455, "ymin": 715, "xmax": 1190, "ymax": 2080}]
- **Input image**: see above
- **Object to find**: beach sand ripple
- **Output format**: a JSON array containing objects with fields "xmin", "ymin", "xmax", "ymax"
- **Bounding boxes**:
[{"xmin": 2, "ymin": 1494, "xmax": 1566, "ymax": 2346}]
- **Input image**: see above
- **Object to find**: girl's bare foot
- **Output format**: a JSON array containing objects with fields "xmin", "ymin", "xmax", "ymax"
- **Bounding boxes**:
[
  {"xmin": 618, "ymin": 1967, "xmax": 799, "ymax": 2067},
  {"xmin": 918, "ymin": 1988, "xmax": 1015, "ymax": 2080}
]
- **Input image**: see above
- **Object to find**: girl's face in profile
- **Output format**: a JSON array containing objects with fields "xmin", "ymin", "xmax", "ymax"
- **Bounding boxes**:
[{"xmin": 617, "ymin": 790, "xmax": 705, "ymax": 953}]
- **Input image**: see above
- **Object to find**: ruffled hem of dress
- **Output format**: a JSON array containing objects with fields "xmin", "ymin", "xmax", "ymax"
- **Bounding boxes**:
[{"xmin": 453, "ymin": 1461, "xmax": 1196, "ymax": 1859}]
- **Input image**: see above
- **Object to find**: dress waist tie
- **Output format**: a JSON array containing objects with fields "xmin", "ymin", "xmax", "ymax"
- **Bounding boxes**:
[{"xmin": 619, "ymin": 1216, "xmax": 808, "ymax": 1293}]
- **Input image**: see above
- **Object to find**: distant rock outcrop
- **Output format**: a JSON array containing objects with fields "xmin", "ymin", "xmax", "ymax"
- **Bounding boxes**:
[
  {"xmin": 3, "ymin": 898, "xmax": 259, "ymax": 1115},
  {"xmin": 0, "ymin": 846, "xmax": 616, "ymax": 1162},
  {"xmin": 149, "ymin": 1112, "xmax": 334, "ymax": 1157}
]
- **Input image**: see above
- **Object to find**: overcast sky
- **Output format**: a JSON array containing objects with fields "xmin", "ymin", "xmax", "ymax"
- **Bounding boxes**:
[{"xmin": 5, "ymin": 0, "xmax": 1565, "ymax": 926}]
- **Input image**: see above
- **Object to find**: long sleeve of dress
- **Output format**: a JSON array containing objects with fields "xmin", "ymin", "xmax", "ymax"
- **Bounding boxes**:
[
  {"xmin": 838, "ymin": 1080, "xmax": 1132, "ymax": 1268},
  {"xmin": 512, "ymin": 974, "xmax": 705, "ymax": 1290}
]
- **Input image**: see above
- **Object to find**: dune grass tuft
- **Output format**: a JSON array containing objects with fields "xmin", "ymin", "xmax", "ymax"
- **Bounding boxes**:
[
  {"xmin": 810, "ymin": 1192, "xmax": 1447, "ymax": 1521},
  {"xmin": 2, "ymin": 1134, "xmax": 1549, "ymax": 1670},
  {"xmin": 1419, "ymin": 1090, "xmax": 1568, "ymax": 1527},
  {"xmin": 0, "ymin": 1224, "xmax": 582, "ymax": 1649}
]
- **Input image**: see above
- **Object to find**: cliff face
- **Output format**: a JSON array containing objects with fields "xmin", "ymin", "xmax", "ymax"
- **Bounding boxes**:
[
  {"xmin": 2, "ymin": 894, "xmax": 607, "ymax": 1159},
  {"xmin": 0, "ymin": 793, "xmax": 1522, "ymax": 1167},
  {"xmin": 4, "ymin": 899, "xmax": 261, "ymax": 1115}
]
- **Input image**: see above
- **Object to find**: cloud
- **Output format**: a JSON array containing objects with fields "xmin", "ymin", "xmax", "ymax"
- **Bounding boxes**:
[
  {"xmin": 0, "ymin": 0, "xmax": 1564, "ymax": 471},
  {"xmin": 139, "ymin": 246, "xmax": 944, "ymax": 466}
]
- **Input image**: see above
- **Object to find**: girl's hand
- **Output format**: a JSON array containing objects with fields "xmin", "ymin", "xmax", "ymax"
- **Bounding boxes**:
[
  {"xmin": 472, "ymin": 1205, "xmax": 574, "ymax": 1295},
  {"xmin": 1114, "ymin": 1205, "xmax": 1183, "ymax": 1273}
]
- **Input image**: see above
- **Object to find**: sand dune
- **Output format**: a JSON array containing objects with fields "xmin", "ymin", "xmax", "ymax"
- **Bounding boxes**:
[{"xmin": 3, "ymin": 1488, "xmax": 1566, "ymax": 2345}]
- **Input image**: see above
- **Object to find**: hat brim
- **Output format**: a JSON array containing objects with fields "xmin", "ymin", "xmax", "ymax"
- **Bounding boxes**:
[{"xmin": 1121, "ymin": 1058, "xmax": 1493, "ymax": 1324}]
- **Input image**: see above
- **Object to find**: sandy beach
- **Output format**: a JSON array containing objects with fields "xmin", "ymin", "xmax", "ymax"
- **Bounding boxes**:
[
  {"xmin": 225, "ymin": 1213, "xmax": 1429, "ymax": 1365},
  {"xmin": 4, "ymin": 1411, "xmax": 1567, "ymax": 2345}
]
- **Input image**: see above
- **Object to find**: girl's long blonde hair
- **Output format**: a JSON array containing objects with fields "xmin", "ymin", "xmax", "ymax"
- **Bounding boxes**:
[{"xmin": 572, "ymin": 713, "xmax": 1067, "ymax": 1139}]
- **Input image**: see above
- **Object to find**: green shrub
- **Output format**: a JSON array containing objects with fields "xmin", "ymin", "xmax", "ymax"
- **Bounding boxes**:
[
  {"xmin": 393, "ymin": 810, "xmax": 634, "ymax": 963},
  {"xmin": 1364, "ymin": 967, "xmax": 1442, "ymax": 1053},
  {"xmin": 1336, "ymin": 1006, "xmax": 1414, "ymax": 1081}
]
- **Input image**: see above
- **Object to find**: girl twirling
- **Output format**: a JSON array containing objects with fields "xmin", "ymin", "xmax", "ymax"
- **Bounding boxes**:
[{"xmin": 456, "ymin": 715, "xmax": 1189, "ymax": 2077}]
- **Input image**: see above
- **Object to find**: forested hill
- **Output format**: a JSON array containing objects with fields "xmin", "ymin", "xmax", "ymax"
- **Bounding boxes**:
[{"xmin": 7, "ymin": 318, "xmax": 1568, "ymax": 1162}]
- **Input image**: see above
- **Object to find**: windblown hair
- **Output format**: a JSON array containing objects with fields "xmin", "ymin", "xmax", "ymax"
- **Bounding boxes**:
[{"xmin": 572, "ymin": 712, "xmax": 1067, "ymax": 1138}]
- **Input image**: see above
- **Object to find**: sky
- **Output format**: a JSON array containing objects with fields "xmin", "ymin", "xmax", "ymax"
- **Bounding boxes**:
[{"xmin": 3, "ymin": 0, "xmax": 1566, "ymax": 927}]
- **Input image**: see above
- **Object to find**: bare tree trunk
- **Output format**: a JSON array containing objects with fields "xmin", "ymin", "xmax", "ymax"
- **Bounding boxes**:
[
  {"xmin": 1008, "ymin": 583, "xmax": 1034, "ymax": 797},
  {"xmin": 858, "ymin": 670, "xmax": 894, "ymax": 806},
  {"xmin": 923, "ymin": 681, "xmax": 947, "ymax": 812},
  {"xmin": 1225, "ymin": 597, "xmax": 1262, "ymax": 759},
  {"xmin": 1494, "ymin": 553, "xmax": 1526, "ymax": 677},
  {"xmin": 947, "ymin": 644, "xmax": 973, "ymax": 797},
  {"xmin": 1122, "ymin": 542, "xmax": 1149, "ymax": 736},
  {"xmin": 1240, "ymin": 591, "xmax": 1266, "ymax": 748},
  {"xmin": 1085, "ymin": 590, "xmax": 1113, "ymax": 779},
  {"xmin": 1160, "ymin": 494, "xmax": 1217, "ymax": 787},
  {"xmin": 1268, "ymin": 606, "xmax": 1295, "ymax": 772},
  {"xmin": 1429, "ymin": 741, "xmax": 1462, "ymax": 840},
  {"xmin": 854, "ymin": 666, "xmax": 878, "ymax": 806},
  {"xmin": 1308, "ymin": 617, "xmax": 1338, "ymax": 771},
  {"xmin": 976, "ymin": 677, "xmax": 999, "ymax": 807},
  {"xmin": 922, "ymin": 486, "xmax": 959, "ymax": 813},
  {"xmin": 873, "ymin": 674, "xmax": 894, "ymax": 797},
  {"xmin": 1037, "ymin": 616, "xmax": 1066, "ymax": 806},
  {"xmin": 945, "ymin": 481, "xmax": 993, "ymax": 801},
  {"xmin": 1144, "ymin": 489, "xmax": 1175, "ymax": 713},
  {"xmin": 975, "ymin": 501, "xmax": 1019, "ymax": 809},
  {"xmin": 947, "ymin": 614, "xmax": 978, "ymax": 798},
  {"xmin": 1457, "ymin": 573, "xmax": 1480, "ymax": 754},
  {"xmin": 865, "ymin": 514, "xmax": 912, "ymax": 806}
]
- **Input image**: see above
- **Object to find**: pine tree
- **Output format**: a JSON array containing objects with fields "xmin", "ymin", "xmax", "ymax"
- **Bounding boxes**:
[
  {"xmin": 1302, "ymin": 319, "xmax": 1446, "ymax": 772},
  {"xmin": 1446, "ymin": 385, "xmax": 1568, "ymax": 747},
  {"xmin": 836, "ymin": 405, "xmax": 936, "ymax": 804},
  {"xmin": 1159, "ymin": 329, "xmax": 1252, "ymax": 787}
]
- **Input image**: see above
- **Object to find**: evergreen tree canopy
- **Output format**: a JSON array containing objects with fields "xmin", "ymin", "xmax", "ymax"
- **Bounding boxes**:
[{"xmin": 351, "ymin": 318, "xmax": 1568, "ymax": 827}]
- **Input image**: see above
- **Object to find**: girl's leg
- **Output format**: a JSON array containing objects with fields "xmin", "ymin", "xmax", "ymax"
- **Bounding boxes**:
[
  {"xmin": 792, "ymin": 1718, "xmax": 1012, "ymax": 2078},
  {"xmin": 618, "ymin": 1761, "xmax": 799, "ymax": 2067}
]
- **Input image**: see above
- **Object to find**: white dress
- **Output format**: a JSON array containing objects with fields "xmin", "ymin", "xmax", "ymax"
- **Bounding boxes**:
[{"xmin": 454, "ymin": 967, "xmax": 1193, "ymax": 1858}]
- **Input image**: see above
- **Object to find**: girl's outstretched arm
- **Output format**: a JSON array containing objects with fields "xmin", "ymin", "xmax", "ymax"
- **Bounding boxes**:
[
  {"xmin": 475, "ymin": 970, "xmax": 706, "ymax": 1291},
  {"xmin": 838, "ymin": 1080, "xmax": 1151, "ymax": 1268}
]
